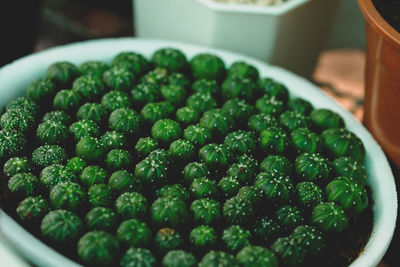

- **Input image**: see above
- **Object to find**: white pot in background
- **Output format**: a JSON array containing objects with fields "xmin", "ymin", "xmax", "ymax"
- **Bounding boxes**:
[{"xmin": 133, "ymin": 0, "xmax": 340, "ymax": 78}]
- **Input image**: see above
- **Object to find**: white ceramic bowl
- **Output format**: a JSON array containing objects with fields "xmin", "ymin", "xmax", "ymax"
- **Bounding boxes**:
[
  {"xmin": 0, "ymin": 38, "xmax": 397, "ymax": 267},
  {"xmin": 133, "ymin": 0, "xmax": 340, "ymax": 78}
]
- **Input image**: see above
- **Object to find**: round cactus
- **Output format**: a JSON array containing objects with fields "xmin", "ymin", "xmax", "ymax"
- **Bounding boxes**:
[
  {"xmin": 326, "ymin": 176, "xmax": 368, "ymax": 214},
  {"xmin": 224, "ymin": 130, "xmax": 256, "ymax": 156},
  {"xmin": 236, "ymin": 186, "xmax": 264, "ymax": 207},
  {"xmin": 152, "ymin": 119, "xmax": 182, "ymax": 145},
  {"xmin": 190, "ymin": 53, "xmax": 226, "ymax": 81},
  {"xmin": 1, "ymin": 109, "xmax": 35, "ymax": 133},
  {"xmin": 236, "ymin": 246, "xmax": 278, "ymax": 267},
  {"xmin": 199, "ymin": 109, "xmax": 234, "ymax": 138},
  {"xmin": 75, "ymin": 136, "xmax": 105, "ymax": 163},
  {"xmin": 32, "ymin": 145, "xmax": 68, "ymax": 168},
  {"xmin": 291, "ymin": 225, "xmax": 325, "ymax": 257},
  {"xmin": 77, "ymin": 102, "xmax": 108, "ymax": 124},
  {"xmin": 77, "ymin": 231, "xmax": 119, "ymax": 265},
  {"xmin": 85, "ymin": 207, "xmax": 118, "ymax": 232},
  {"xmin": 152, "ymin": 47, "xmax": 188, "ymax": 73},
  {"xmin": 49, "ymin": 182, "xmax": 86, "ymax": 211},
  {"xmin": 151, "ymin": 197, "xmax": 189, "ymax": 228},
  {"xmin": 112, "ymin": 51, "xmax": 149, "ymax": 76},
  {"xmin": 0, "ymin": 129, "xmax": 27, "ymax": 161},
  {"xmin": 186, "ymin": 92, "xmax": 217, "ymax": 113},
  {"xmin": 168, "ymin": 73, "xmax": 190, "ymax": 88},
  {"xmin": 221, "ymin": 98, "xmax": 254, "ymax": 126},
  {"xmin": 45, "ymin": 61, "xmax": 79, "ymax": 87},
  {"xmin": 257, "ymin": 78, "xmax": 289, "ymax": 102},
  {"xmin": 80, "ymin": 165, "xmax": 108, "ymax": 187},
  {"xmin": 190, "ymin": 198, "xmax": 221, "ymax": 225},
  {"xmin": 88, "ymin": 184, "xmax": 114, "ymax": 207},
  {"xmin": 295, "ymin": 182, "xmax": 324, "ymax": 209},
  {"xmin": 260, "ymin": 155, "xmax": 293, "ymax": 177},
  {"xmin": 40, "ymin": 164, "xmax": 77, "ymax": 189},
  {"xmin": 176, "ymin": 107, "xmax": 200, "ymax": 126},
  {"xmin": 117, "ymin": 218, "xmax": 152, "ymax": 247},
  {"xmin": 66, "ymin": 157, "xmax": 87, "ymax": 175},
  {"xmin": 321, "ymin": 128, "xmax": 365, "ymax": 162},
  {"xmin": 259, "ymin": 126, "xmax": 289, "ymax": 155},
  {"xmin": 3, "ymin": 157, "xmax": 32, "ymax": 177},
  {"xmin": 101, "ymin": 90, "xmax": 133, "ymax": 112},
  {"xmin": 162, "ymin": 250, "xmax": 197, "ymax": 267},
  {"xmin": 290, "ymin": 127, "xmax": 323, "ymax": 154},
  {"xmin": 310, "ymin": 108, "xmax": 345, "ymax": 132},
  {"xmin": 100, "ymin": 131, "xmax": 128, "ymax": 152},
  {"xmin": 161, "ymin": 84, "xmax": 186, "ymax": 106},
  {"xmin": 223, "ymin": 196, "xmax": 254, "ymax": 226},
  {"xmin": 108, "ymin": 170, "xmax": 141, "ymax": 193},
  {"xmin": 131, "ymin": 83, "xmax": 161, "ymax": 107},
  {"xmin": 247, "ymin": 113, "xmax": 278, "ymax": 134},
  {"xmin": 41, "ymin": 110, "xmax": 72, "ymax": 125},
  {"xmin": 26, "ymin": 78, "xmax": 56, "ymax": 103},
  {"xmin": 183, "ymin": 161, "xmax": 210, "ymax": 185},
  {"xmin": 53, "ymin": 89, "xmax": 81, "ymax": 113},
  {"xmin": 109, "ymin": 108, "xmax": 143, "ymax": 136},
  {"xmin": 6, "ymin": 96, "xmax": 39, "ymax": 116},
  {"xmin": 271, "ymin": 237, "xmax": 307, "ymax": 267},
  {"xmin": 288, "ymin": 97, "xmax": 313, "ymax": 115},
  {"xmin": 255, "ymin": 174, "xmax": 294, "ymax": 206},
  {"xmin": 70, "ymin": 119, "xmax": 100, "ymax": 141},
  {"xmin": 274, "ymin": 205, "xmax": 305, "ymax": 232},
  {"xmin": 141, "ymin": 68, "xmax": 168, "ymax": 85},
  {"xmin": 120, "ymin": 248, "xmax": 157, "ymax": 267},
  {"xmin": 190, "ymin": 177, "xmax": 219, "ymax": 199},
  {"xmin": 141, "ymin": 102, "xmax": 170, "ymax": 124},
  {"xmin": 222, "ymin": 225, "xmax": 251, "ymax": 252},
  {"xmin": 134, "ymin": 158, "xmax": 168, "ymax": 187},
  {"xmin": 135, "ymin": 137, "xmax": 159, "ymax": 159},
  {"xmin": 221, "ymin": 76, "xmax": 255, "ymax": 101},
  {"xmin": 199, "ymin": 143, "xmax": 234, "ymax": 172},
  {"xmin": 332, "ymin": 157, "xmax": 367, "ymax": 186},
  {"xmin": 199, "ymin": 251, "xmax": 239, "ymax": 267},
  {"xmin": 79, "ymin": 60, "xmax": 109, "ymax": 78},
  {"xmin": 279, "ymin": 110, "xmax": 310, "ymax": 131},
  {"xmin": 72, "ymin": 75, "xmax": 106, "ymax": 101},
  {"xmin": 16, "ymin": 196, "xmax": 49, "ymax": 223},
  {"xmin": 192, "ymin": 78, "xmax": 219, "ymax": 95},
  {"xmin": 148, "ymin": 149, "xmax": 174, "ymax": 166},
  {"xmin": 103, "ymin": 65, "xmax": 136, "ymax": 92},
  {"xmin": 7, "ymin": 173, "xmax": 38, "ymax": 198},
  {"xmin": 183, "ymin": 124, "xmax": 212, "ymax": 147},
  {"xmin": 189, "ymin": 225, "xmax": 218, "ymax": 250},
  {"xmin": 41, "ymin": 209, "xmax": 83, "ymax": 243},
  {"xmin": 255, "ymin": 95, "xmax": 286, "ymax": 116},
  {"xmin": 252, "ymin": 216, "xmax": 280, "ymax": 244},
  {"xmin": 115, "ymin": 192, "xmax": 148, "ymax": 219},
  {"xmin": 311, "ymin": 202, "xmax": 349, "ymax": 233},
  {"xmin": 226, "ymin": 162, "xmax": 255, "ymax": 186},
  {"xmin": 218, "ymin": 176, "xmax": 241, "ymax": 198},
  {"xmin": 228, "ymin": 61, "xmax": 259, "ymax": 81},
  {"xmin": 155, "ymin": 228, "xmax": 184, "ymax": 254},
  {"xmin": 156, "ymin": 184, "xmax": 190, "ymax": 202},
  {"xmin": 169, "ymin": 139, "xmax": 195, "ymax": 163},
  {"xmin": 295, "ymin": 153, "xmax": 332, "ymax": 184},
  {"xmin": 105, "ymin": 149, "xmax": 133, "ymax": 171}
]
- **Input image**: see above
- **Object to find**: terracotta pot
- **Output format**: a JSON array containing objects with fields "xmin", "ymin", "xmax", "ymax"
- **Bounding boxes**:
[{"xmin": 359, "ymin": 0, "xmax": 400, "ymax": 167}]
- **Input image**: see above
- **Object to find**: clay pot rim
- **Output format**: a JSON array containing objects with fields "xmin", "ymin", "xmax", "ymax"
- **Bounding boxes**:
[{"xmin": 358, "ymin": 0, "xmax": 400, "ymax": 47}]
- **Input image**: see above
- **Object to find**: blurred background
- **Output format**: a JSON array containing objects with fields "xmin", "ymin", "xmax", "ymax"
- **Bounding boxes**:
[{"xmin": 0, "ymin": 0, "xmax": 398, "ymax": 266}]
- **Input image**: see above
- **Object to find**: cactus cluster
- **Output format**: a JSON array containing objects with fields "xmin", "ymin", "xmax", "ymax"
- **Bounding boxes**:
[{"xmin": 0, "ymin": 47, "xmax": 372, "ymax": 266}]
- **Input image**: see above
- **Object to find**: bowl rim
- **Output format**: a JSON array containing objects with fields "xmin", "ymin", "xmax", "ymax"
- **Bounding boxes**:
[
  {"xmin": 358, "ymin": 0, "xmax": 400, "ymax": 47},
  {"xmin": 0, "ymin": 37, "xmax": 397, "ymax": 267},
  {"xmin": 195, "ymin": 0, "xmax": 309, "ymax": 15}
]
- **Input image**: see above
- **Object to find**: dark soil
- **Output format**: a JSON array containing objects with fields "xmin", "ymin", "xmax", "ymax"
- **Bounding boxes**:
[{"xmin": 373, "ymin": 0, "xmax": 400, "ymax": 32}]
